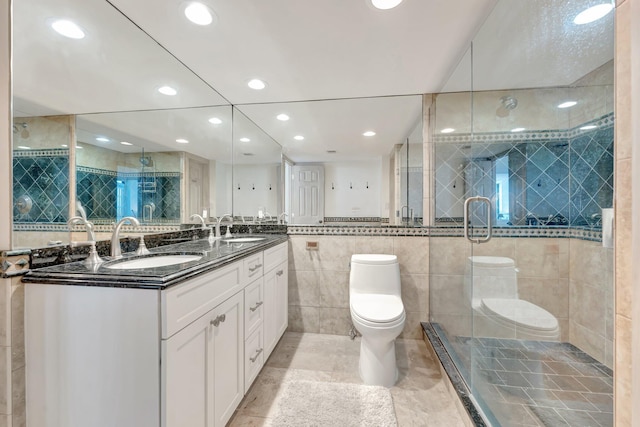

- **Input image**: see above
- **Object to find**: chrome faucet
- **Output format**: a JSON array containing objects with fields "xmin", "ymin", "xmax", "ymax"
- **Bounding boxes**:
[
  {"xmin": 111, "ymin": 216, "xmax": 140, "ymax": 259},
  {"xmin": 278, "ymin": 212, "xmax": 289, "ymax": 224},
  {"xmin": 216, "ymin": 214, "xmax": 234, "ymax": 238},
  {"xmin": 191, "ymin": 213, "xmax": 216, "ymax": 243},
  {"xmin": 68, "ymin": 216, "xmax": 96, "ymax": 242},
  {"xmin": 67, "ymin": 216, "xmax": 102, "ymax": 267}
]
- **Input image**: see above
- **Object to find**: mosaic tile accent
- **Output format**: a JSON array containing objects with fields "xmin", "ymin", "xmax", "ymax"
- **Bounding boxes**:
[
  {"xmin": 287, "ymin": 225, "xmax": 431, "ymax": 236},
  {"xmin": 13, "ymin": 149, "xmax": 69, "ymax": 224},
  {"xmin": 0, "ymin": 250, "xmax": 31, "ymax": 277},
  {"xmin": 324, "ymin": 217, "xmax": 386, "ymax": 223},
  {"xmin": 434, "ymin": 114, "xmax": 614, "ymax": 229},
  {"xmin": 428, "ymin": 322, "xmax": 613, "ymax": 427}
]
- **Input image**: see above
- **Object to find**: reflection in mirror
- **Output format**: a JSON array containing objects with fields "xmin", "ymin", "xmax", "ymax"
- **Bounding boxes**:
[
  {"xmin": 238, "ymin": 95, "xmax": 423, "ymax": 226},
  {"xmin": 75, "ymin": 106, "xmax": 233, "ymax": 226},
  {"xmin": 11, "ymin": 0, "xmax": 230, "ymax": 250},
  {"xmin": 232, "ymin": 108, "xmax": 283, "ymax": 223}
]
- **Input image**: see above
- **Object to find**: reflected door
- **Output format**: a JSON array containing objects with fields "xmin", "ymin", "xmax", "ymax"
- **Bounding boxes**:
[{"xmin": 291, "ymin": 165, "xmax": 324, "ymax": 225}]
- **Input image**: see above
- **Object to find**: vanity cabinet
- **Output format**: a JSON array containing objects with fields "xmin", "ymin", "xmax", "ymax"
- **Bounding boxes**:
[{"xmin": 25, "ymin": 240, "xmax": 289, "ymax": 427}]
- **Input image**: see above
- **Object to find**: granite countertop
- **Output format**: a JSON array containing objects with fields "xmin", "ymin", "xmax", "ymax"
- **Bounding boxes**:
[{"xmin": 22, "ymin": 234, "xmax": 288, "ymax": 290}]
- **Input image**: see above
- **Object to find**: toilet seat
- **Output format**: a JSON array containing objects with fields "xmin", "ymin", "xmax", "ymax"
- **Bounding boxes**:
[
  {"xmin": 351, "ymin": 294, "xmax": 404, "ymax": 323},
  {"xmin": 480, "ymin": 298, "xmax": 559, "ymax": 331}
]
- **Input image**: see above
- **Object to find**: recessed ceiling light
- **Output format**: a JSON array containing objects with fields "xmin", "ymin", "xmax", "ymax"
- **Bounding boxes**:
[
  {"xmin": 574, "ymin": 3, "xmax": 614, "ymax": 25},
  {"xmin": 327, "ymin": 150, "xmax": 337, "ymax": 154},
  {"xmin": 580, "ymin": 124, "xmax": 598, "ymax": 130},
  {"xmin": 208, "ymin": 117, "xmax": 222, "ymax": 125},
  {"xmin": 51, "ymin": 19, "xmax": 85, "ymax": 39},
  {"xmin": 276, "ymin": 114, "xmax": 290, "ymax": 121},
  {"xmin": 158, "ymin": 86, "xmax": 177, "ymax": 96},
  {"xmin": 17, "ymin": 145, "xmax": 30, "ymax": 150},
  {"xmin": 247, "ymin": 79, "xmax": 266, "ymax": 90},
  {"xmin": 511, "ymin": 127, "xmax": 526, "ymax": 132},
  {"xmin": 176, "ymin": 138, "xmax": 189, "ymax": 144},
  {"xmin": 96, "ymin": 137, "xmax": 109, "ymax": 142},
  {"xmin": 371, "ymin": 0, "xmax": 403, "ymax": 10},
  {"xmin": 363, "ymin": 131, "xmax": 376, "ymax": 137},
  {"xmin": 558, "ymin": 101, "xmax": 577, "ymax": 108},
  {"xmin": 294, "ymin": 135, "xmax": 305, "ymax": 141},
  {"xmin": 184, "ymin": 2, "xmax": 215, "ymax": 26},
  {"xmin": 441, "ymin": 128, "xmax": 455, "ymax": 134},
  {"xmin": 120, "ymin": 141, "xmax": 133, "ymax": 146},
  {"xmin": 240, "ymin": 137, "xmax": 250, "ymax": 142}
]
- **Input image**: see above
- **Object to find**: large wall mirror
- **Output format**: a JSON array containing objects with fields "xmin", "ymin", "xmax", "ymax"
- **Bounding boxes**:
[{"xmin": 11, "ymin": 0, "xmax": 232, "ymax": 249}]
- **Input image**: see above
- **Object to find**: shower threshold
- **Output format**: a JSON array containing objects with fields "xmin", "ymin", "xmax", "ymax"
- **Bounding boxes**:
[{"xmin": 422, "ymin": 322, "xmax": 613, "ymax": 427}]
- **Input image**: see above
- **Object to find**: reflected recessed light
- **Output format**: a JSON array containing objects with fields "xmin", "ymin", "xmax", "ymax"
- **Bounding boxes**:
[
  {"xmin": 441, "ymin": 128, "xmax": 455, "ymax": 133},
  {"xmin": 247, "ymin": 79, "xmax": 266, "ymax": 90},
  {"xmin": 580, "ymin": 124, "xmax": 598, "ymax": 130},
  {"xmin": 208, "ymin": 117, "xmax": 222, "ymax": 125},
  {"xmin": 511, "ymin": 127, "xmax": 526, "ymax": 132},
  {"xmin": 558, "ymin": 101, "xmax": 577, "ymax": 108},
  {"xmin": 574, "ymin": 3, "xmax": 614, "ymax": 25},
  {"xmin": 176, "ymin": 138, "xmax": 189, "ymax": 144},
  {"xmin": 363, "ymin": 131, "xmax": 376, "ymax": 137},
  {"xmin": 61, "ymin": 144, "xmax": 68, "ymax": 148},
  {"xmin": 371, "ymin": 0, "xmax": 403, "ymax": 10},
  {"xmin": 294, "ymin": 135, "xmax": 305, "ymax": 141},
  {"xmin": 96, "ymin": 137, "xmax": 109, "ymax": 142},
  {"xmin": 240, "ymin": 137, "xmax": 250, "ymax": 142},
  {"xmin": 51, "ymin": 19, "xmax": 85, "ymax": 39},
  {"xmin": 277, "ymin": 114, "xmax": 290, "ymax": 121},
  {"xmin": 75, "ymin": 145, "xmax": 83, "ymax": 149},
  {"xmin": 184, "ymin": 2, "xmax": 215, "ymax": 26},
  {"xmin": 17, "ymin": 145, "xmax": 30, "ymax": 150},
  {"xmin": 158, "ymin": 86, "xmax": 177, "ymax": 96},
  {"xmin": 120, "ymin": 141, "xmax": 133, "ymax": 146}
]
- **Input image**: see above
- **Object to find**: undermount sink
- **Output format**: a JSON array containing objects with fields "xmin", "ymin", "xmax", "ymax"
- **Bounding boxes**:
[
  {"xmin": 221, "ymin": 237, "xmax": 266, "ymax": 243},
  {"xmin": 105, "ymin": 254, "xmax": 203, "ymax": 270}
]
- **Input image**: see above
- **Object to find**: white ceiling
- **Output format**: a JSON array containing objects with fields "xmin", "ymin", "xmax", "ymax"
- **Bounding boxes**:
[{"xmin": 11, "ymin": 0, "xmax": 614, "ymax": 163}]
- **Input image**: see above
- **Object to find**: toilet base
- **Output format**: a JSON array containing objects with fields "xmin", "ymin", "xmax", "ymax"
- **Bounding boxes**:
[{"xmin": 358, "ymin": 336, "xmax": 398, "ymax": 388}]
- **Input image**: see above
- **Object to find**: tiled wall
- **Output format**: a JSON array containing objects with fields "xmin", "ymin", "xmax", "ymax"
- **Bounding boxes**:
[
  {"xmin": 12, "ymin": 149, "xmax": 70, "ymax": 224},
  {"xmin": 287, "ymin": 234, "xmax": 429, "ymax": 339},
  {"xmin": 569, "ymin": 239, "xmax": 614, "ymax": 367},
  {"xmin": 76, "ymin": 167, "xmax": 117, "ymax": 220}
]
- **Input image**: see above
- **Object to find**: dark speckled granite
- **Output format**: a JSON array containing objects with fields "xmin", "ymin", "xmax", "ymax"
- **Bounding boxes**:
[{"xmin": 24, "ymin": 234, "xmax": 287, "ymax": 290}]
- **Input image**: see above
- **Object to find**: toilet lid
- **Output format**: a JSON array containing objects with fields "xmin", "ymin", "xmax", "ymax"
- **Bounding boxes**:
[
  {"xmin": 480, "ymin": 298, "xmax": 558, "ymax": 331},
  {"xmin": 351, "ymin": 254, "xmax": 398, "ymax": 265},
  {"xmin": 351, "ymin": 294, "xmax": 404, "ymax": 323}
]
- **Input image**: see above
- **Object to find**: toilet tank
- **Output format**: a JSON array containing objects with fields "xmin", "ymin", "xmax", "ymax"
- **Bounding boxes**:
[
  {"xmin": 464, "ymin": 256, "xmax": 518, "ymax": 303},
  {"xmin": 349, "ymin": 254, "xmax": 401, "ymax": 296}
]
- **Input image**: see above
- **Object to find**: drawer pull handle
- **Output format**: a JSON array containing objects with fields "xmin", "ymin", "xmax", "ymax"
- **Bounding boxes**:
[
  {"xmin": 250, "ymin": 348, "xmax": 263, "ymax": 363},
  {"xmin": 210, "ymin": 314, "xmax": 226, "ymax": 327},
  {"xmin": 249, "ymin": 263, "xmax": 263, "ymax": 273},
  {"xmin": 276, "ymin": 270, "xmax": 284, "ymax": 276},
  {"xmin": 249, "ymin": 301, "xmax": 264, "ymax": 312}
]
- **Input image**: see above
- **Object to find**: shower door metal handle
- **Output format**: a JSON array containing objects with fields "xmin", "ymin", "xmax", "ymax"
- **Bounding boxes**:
[{"xmin": 464, "ymin": 196, "xmax": 492, "ymax": 244}]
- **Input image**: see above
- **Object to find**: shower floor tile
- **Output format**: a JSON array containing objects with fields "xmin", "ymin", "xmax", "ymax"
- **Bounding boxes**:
[{"xmin": 450, "ymin": 336, "xmax": 613, "ymax": 427}]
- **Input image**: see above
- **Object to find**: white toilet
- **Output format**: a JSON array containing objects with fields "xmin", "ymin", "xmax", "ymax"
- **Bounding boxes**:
[
  {"xmin": 349, "ymin": 254, "xmax": 406, "ymax": 387},
  {"xmin": 465, "ymin": 256, "xmax": 561, "ymax": 341}
]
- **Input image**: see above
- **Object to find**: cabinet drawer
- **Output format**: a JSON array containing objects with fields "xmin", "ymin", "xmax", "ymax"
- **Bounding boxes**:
[
  {"xmin": 162, "ymin": 261, "xmax": 242, "ymax": 339},
  {"xmin": 242, "ymin": 252, "xmax": 264, "ymax": 286},
  {"xmin": 244, "ymin": 277, "xmax": 264, "ymax": 336},
  {"xmin": 244, "ymin": 328, "xmax": 264, "ymax": 393},
  {"xmin": 263, "ymin": 242, "xmax": 287, "ymax": 273}
]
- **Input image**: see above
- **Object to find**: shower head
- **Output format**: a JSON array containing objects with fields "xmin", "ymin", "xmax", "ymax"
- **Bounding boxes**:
[
  {"xmin": 140, "ymin": 156, "xmax": 154, "ymax": 167},
  {"xmin": 13, "ymin": 122, "xmax": 28, "ymax": 137},
  {"xmin": 500, "ymin": 96, "xmax": 518, "ymax": 110}
]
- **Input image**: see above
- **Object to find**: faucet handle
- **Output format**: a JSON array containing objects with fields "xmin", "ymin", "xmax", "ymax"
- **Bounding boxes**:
[
  {"xmin": 135, "ymin": 236, "xmax": 151, "ymax": 256},
  {"xmin": 70, "ymin": 241, "xmax": 103, "ymax": 267}
]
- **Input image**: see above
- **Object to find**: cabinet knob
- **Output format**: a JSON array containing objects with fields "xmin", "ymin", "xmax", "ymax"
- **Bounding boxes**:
[
  {"xmin": 249, "ymin": 348, "xmax": 263, "ymax": 363},
  {"xmin": 249, "ymin": 301, "xmax": 264, "ymax": 312},
  {"xmin": 276, "ymin": 270, "xmax": 284, "ymax": 276},
  {"xmin": 210, "ymin": 314, "xmax": 226, "ymax": 327}
]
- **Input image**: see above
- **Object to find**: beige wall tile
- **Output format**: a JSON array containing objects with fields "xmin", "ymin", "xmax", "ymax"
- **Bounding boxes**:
[
  {"xmin": 615, "ymin": 159, "xmax": 632, "ymax": 318},
  {"xmin": 10, "ymin": 283, "xmax": 24, "ymax": 371},
  {"xmin": 12, "ymin": 365, "xmax": 25, "ymax": 427},
  {"xmin": 400, "ymin": 274, "xmax": 429, "ymax": 315},
  {"xmin": 615, "ymin": 314, "xmax": 632, "ymax": 426},
  {"xmin": 400, "ymin": 311, "xmax": 424, "ymax": 339},
  {"xmin": 429, "ymin": 237, "xmax": 469, "ymax": 276},
  {"xmin": 570, "ymin": 321, "xmax": 605, "ymax": 364},
  {"xmin": 393, "ymin": 237, "xmax": 429, "ymax": 275},
  {"xmin": 0, "ymin": 346, "xmax": 8, "ymax": 415},
  {"xmin": 471, "ymin": 238, "xmax": 516, "ymax": 259},
  {"xmin": 518, "ymin": 277, "xmax": 568, "ymax": 318},
  {"xmin": 287, "ymin": 306, "xmax": 320, "ymax": 333},
  {"xmin": 429, "ymin": 275, "xmax": 468, "ymax": 317},
  {"xmin": 0, "ymin": 279, "xmax": 9, "ymax": 348},
  {"xmin": 354, "ymin": 236, "xmax": 393, "ymax": 254},
  {"xmin": 288, "ymin": 270, "xmax": 321, "ymax": 307},
  {"xmin": 288, "ymin": 235, "xmax": 356, "ymax": 272},
  {"xmin": 569, "ymin": 280, "xmax": 606, "ymax": 336},
  {"xmin": 318, "ymin": 308, "xmax": 351, "ymax": 336},
  {"xmin": 615, "ymin": 1, "xmax": 632, "ymax": 160},
  {"xmin": 514, "ymin": 239, "xmax": 561, "ymax": 278},
  {"xmin": 317, "ymin": 270, "xmax": 350, "ymax": 309}
]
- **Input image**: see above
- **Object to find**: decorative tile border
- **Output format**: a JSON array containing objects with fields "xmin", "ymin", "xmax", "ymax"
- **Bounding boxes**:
[
  {"xmin": 324, "ymin": 217, "xmax": 386, "ymax": 223},
  {"xmin": 1, "ymin": 250, "xmax": 31, "ymax": 277},
  {"xmin": 433, "ymin": 113, "xmax": 614, "ymax": 144},
  {"xmin": 12, "ymin": 148, "xmax": 69, "ymax": 158},
  {"xmin": 77, "ymin": 166, "xmax": 117, "ymax": 176},
  {"xmin": 288, "ymin": 225, "xmax": 430, "ymax": 237}
]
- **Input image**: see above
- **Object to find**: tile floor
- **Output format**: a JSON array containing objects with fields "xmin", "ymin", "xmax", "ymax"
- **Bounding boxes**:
[
  {"xmin": 228, "ymin": 332, "xmax": 467, "ymax": 426},
  {"xmin": 449, "ymin": 336, "xmax": 614, "ymax": 427}
]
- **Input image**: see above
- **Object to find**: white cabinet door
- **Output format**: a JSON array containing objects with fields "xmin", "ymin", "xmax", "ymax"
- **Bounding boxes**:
[
  {"xmin": 212, "ymin": 292, "xmax": 244, "ymax": 427},
  {"xmin": 274, "ymin": 261, "xmax": 289, "ymax": 339},
  {"xmin": 263, "ymin": 260, "xmax": 288, "ymax": 358},
  {"xmin": 163, "ymin": 312, "xmax": 213, "ymax": 427},
  {"xmin": 163, "ymin": 292, "xmax": 244, "ymax": 427}
]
